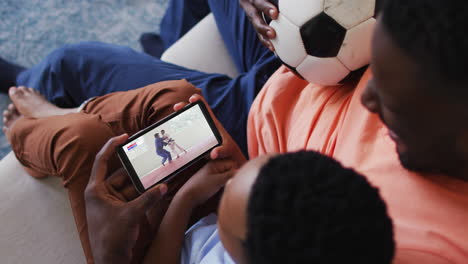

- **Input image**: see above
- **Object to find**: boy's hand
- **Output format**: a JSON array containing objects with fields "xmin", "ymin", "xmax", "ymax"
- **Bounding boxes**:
[
  {"xmin": 173, "ymin": 94, "xmax": 247, "ymax": 168},
  {"xmin": 85, "ymin": 134, "xmax": 168, "ymax": 264},
  {"xmin": 177, "ymin": 159, "xmax": 236, "ymax": 208},
  {"xmin": 239, "ymin": 0, "xmax": 278, "ymax": 51}
]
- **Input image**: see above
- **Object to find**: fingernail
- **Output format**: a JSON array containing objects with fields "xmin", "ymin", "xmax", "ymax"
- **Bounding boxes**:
[{"xmin": 269, "ymin": 9, "xmax": 275, "ymax": 17}]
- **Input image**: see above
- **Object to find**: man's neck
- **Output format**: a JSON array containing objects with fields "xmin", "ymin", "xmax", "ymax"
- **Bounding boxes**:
[{"xmin": 427, "ymin": 171, "xmax": 468, "ymax": 194}]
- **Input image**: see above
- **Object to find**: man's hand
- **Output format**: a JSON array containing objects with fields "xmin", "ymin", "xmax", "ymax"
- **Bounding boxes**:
[
  {"xmin": 240, "ymin": 0, "xmax": 279, "ymax": 51},
  {"xmin": 177, "ymin": 159, "xmax": 236, "ymax": 208},
  {"xmin": 173, "ymin": 94, "xmax": 247, "ymax": 168},
  {"xmin": 85, "ymin": 134, "xmax": 168, "ymax": 264}
]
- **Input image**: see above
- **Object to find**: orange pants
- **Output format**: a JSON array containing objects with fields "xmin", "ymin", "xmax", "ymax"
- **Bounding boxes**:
[{"xmin": 9, "ymin": 80, "xmax": 202, "ymax": 263}]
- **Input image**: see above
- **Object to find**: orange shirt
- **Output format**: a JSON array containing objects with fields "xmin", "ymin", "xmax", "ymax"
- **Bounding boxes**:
[{"xmin": 247, "ymin": 66, "xmax": 468, "ymax": 264}]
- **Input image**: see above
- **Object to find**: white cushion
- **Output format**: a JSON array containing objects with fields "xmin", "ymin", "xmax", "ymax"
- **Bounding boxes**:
[{"xmin": 161, "ymin": 13, "xmax": 240, "ymax": 79}]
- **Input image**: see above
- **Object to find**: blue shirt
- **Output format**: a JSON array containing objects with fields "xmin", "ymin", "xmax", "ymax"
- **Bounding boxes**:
[{"xmin": 180, "ymin": 214, "xmax": 235, "ymax": 264}]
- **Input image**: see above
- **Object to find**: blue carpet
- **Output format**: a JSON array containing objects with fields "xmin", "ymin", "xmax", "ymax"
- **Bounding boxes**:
[{"xmin": 0, "ymin": 0, "xmax": 168, "ymax": 160}]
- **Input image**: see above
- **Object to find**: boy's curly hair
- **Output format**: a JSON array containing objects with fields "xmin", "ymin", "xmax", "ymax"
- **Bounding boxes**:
[{"xmin": 245, "ymin": 151, "xmax": 395, "ymax": 264}]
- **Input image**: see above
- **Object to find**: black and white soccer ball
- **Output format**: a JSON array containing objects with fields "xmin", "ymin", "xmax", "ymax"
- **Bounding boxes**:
[{"xmin": 265, "ymin": 0, "xmax": 381, "ymax": 86}]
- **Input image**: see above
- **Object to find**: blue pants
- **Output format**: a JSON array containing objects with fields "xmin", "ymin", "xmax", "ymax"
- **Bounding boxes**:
[
  {"xmin": 157, "ymin": 149, "xmax": 172, "ymax": 165},
  {"xmin": 15, "ymin": 0, "xmax": 281, "ymax": 156}
]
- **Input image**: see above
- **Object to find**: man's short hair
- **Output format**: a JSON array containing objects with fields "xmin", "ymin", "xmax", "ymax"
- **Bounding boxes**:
[
  {"xmin": 382, "ymin": 0, "xmax": 468, "ymax": 97},
  {"xmin": 245, "ymin": 151, "xmax": 395, "ymax": 264}
]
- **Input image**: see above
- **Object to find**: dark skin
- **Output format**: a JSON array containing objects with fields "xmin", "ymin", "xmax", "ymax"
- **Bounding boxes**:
[
  {"xmin": 84, "ymin": 3, "xmax": 264, "ymax": 261},
  {"xmin": 141, "ymin": 157, "xmax": 237, "ymax": 264},
  {"xmin": 361, "ymin": 17, "xmax": 468, "ymax": 181},
  {"xmin": 86, "ymin": 94, "xmax": 247, "ymax": 264},
  {"xmin": 84, "ymin": 134, "xmax": 168, "ymax": 264},
  {"xmin": 142, "ymin": 94, "xmax": 247, "ymax": 263},
  {"xmin": 86, "ymin": 2, "xmax": 468, "ymax": 262},
  {"xmin": 239, "ymin": 0, "xmax": 278, "ymax": 51}
]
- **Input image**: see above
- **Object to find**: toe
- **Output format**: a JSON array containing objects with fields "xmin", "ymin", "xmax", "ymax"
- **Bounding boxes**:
[
  {"xmin": 28, "ymin": 87, "xmax": 38, "ymax": 94},
  {"xmin": 8, "ymin": 103, "xmax": 18, "ymax": 114},
  {"xmin": 17, "ymin": 86, "xmax": 28, "ymax": 95},
  {"xmin": 8, "ymin": 104, "xmax": 15, "ymax": 111},
  {"xmin": 10, "ymin": 86, "xmax": 25, "ymax": 98},
  {"xmin": 8, "ymin": 86, "xmax": 17, "ymax": 96},
  {"xmin": 3, "ymin": 112, "xmax": 11, "ymax": 124}
]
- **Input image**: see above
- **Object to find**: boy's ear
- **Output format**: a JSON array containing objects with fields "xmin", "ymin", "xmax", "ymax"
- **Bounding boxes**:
[{"xmin": 218, "ymin": 223, "xmax": 250, "ymax": 264}]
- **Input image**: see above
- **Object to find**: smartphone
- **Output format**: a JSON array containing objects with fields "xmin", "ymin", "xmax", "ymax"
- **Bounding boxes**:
[{"xmin": 118, "ymin": 101, "xmax": 222, "ymax": 193}]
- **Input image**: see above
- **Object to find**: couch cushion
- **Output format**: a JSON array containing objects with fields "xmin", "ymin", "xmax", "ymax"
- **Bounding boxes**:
[
  {"xmin": 161, "ymin": 13, "xmax": 240, "ymax": 79},
  {"xmin": 0, "ymin": 152, "xmax": 86, "ymax": 263}
]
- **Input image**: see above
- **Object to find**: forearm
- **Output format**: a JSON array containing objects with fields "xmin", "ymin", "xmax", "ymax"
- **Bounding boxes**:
[
  {"xmin": 94, "ymin": 251, "xmax": 131, "ymax": 264},
  {"xmin": 143, "ymin": 193, "xmax": 195, "ymax": 264}
]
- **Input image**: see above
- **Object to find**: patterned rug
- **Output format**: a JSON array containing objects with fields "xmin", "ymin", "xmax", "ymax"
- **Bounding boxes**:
[{"xmin": 0, "ymin": 0, "xmax": 168, "ymax": 160}]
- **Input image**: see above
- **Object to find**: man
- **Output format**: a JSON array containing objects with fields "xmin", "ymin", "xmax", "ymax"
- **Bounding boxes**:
[
  {"xmin": 3, "ymin": 0, "xmax": 468, "ymax": 263},
  {"xmin": 154, "ymin": 133, "xmax": 172, "ymax": 166},
  {"xmin": 245, "ymin": 0, "xmax": 468, "ymax": 262}
]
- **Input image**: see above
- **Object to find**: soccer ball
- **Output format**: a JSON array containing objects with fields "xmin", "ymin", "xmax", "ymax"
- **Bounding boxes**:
[{"xmin": 265, "ymin": 0, "xmax": 381, "ymax": 86}]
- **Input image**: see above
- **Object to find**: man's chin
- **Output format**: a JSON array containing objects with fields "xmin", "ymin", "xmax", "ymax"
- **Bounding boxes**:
[
  {"xmin": 395, "ymin": 142, "xmax": 424, "ymax": 172},
  {"xmin": 395, "ymin": 140, "xmax": 462, "ymax": 177},
  {"xmin": 397, "ymin": 151, "xmax": 443, "ymax": 174},
  {"xmin": 397, "ymin": 152, "xmax": 421, "ymax": 172}
]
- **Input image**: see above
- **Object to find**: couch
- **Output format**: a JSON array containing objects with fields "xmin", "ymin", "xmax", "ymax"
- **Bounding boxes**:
[{"xmin": 0, "ymin": 13, "xmax": 239, "ymax": 263}]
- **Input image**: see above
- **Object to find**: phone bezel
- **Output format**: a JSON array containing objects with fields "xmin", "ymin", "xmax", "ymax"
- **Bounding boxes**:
[{"xmin": 117, "ymin": 101, "xmax": 223, "ymax": 193}]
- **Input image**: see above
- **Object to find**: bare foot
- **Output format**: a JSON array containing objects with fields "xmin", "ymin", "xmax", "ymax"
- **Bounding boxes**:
[
  {"xmin": 8, "ymin": 86, "xmax": 78, "ymax": 118},
  {"xmin": 2, "ymin": 99, "xmax": 48, "ymax": 179},
  {"xmin": 2, "ymin": 103, "xmax": 21, "ymax": 142}
]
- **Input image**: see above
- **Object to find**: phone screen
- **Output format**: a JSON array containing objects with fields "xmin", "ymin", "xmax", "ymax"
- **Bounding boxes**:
[{"xmin": 118, "ymin": 101, "xmax": 222, "ymax": 192}]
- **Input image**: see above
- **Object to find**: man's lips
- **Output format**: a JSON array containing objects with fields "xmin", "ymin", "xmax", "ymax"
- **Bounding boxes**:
[
  {"xmin": 387, "ymin": 129, "xmax": 409, "ymax": 152},
  {"xmin": 378, "ymin": 114, "xmax": 405, "ymax": 147}
]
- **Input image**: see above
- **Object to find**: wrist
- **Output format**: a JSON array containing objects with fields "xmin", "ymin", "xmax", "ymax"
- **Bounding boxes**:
[
  {"xmin": 91, "ymin": 238, "xmax": 132, "ymax": 264},
  {"xmin": 94, "ymin": 251, "xmax": 130, "ymax": 264}
]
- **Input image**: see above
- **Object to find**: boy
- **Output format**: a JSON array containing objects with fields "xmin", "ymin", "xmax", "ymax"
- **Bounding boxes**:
[{"xmin": 141, "ymin": 150, "xmax": 395, "ymax": 263}]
